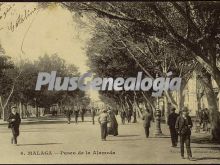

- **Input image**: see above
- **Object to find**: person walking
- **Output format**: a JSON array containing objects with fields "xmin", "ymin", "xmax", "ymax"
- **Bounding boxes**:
[
  {"xmin": 167, "ymin": 107, "xmax": 179, "ymax": 147},
  {"xmin": 175, "ymin": 107, "xmax": 193, "ymax": 160},
  {"xmin": 127, "ymin": 109, "xmax": 132, "ymax": 123},
  {"xmin": 120, "ymin": 110, "xmax": 126, "ymax": 124},
  {"xmin": 65, "ymin": 108, "xmax": 73, "ymax": 124},
  {"xmin": 200, "ymin": 108, "xmax": 209, "ymax": 132},
  {"xmin": 7, "ymin": 105, "xmax": 21, "ymax": 145},
  {"xmin": 142, "ymin": 109, "xmax": 153, "ymax": 138},
  {"xmin": 132, "ymin": 108, "xmax": 137, "ymax": 123},
  {"xmin": 98, "ymin": 109, "xmax": 109, "ymax": 141},
  {"xmin": 91, "ymin": 108, "xmax": 96, "ymax": 125},
  {"xmin": 80, "ymin": 108, "xmax": 86, "ymax": 122},
  {"xmin": 74, "ymin": 108, "xmax": 79, "ymax": 124}
]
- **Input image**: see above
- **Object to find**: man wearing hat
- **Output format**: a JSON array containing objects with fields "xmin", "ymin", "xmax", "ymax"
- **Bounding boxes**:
[
  {"xmin": 97, "ymin": 109, "xmax": 109, "ymax": 141},
  {"xmin": 142, "ymin": 108, "xmax": 153, "ymax": 138},
  {"xmin": 7, "ymin": 105, "xmax": 21, "ymax": 145},
  {"xmin": 168, "ymin": 107, "xmax": 179, "ymax": 147},
  {"xmin": 175, "ymin": 107, "xmax": 193, "ymax": 160}
]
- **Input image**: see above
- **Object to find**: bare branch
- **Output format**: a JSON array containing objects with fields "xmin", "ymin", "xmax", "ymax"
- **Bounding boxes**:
[
  {"xmin": 149, "ymin": 4, "xmax": 215, "ymax": 76},
  {"xmin": 172, "ymin": 2, "xmax": 202, "ymax": 36}
]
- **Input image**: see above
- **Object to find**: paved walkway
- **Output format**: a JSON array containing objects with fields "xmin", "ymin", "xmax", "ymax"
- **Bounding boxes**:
[{"xmin": 0, "ymin": 116, "xmax": 219, "ymax": 164}]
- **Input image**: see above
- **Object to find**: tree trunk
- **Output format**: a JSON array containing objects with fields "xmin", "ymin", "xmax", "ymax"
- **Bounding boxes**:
[
  {"xmin": 119, "ymin": 96, "xmax": 126, "ymax": 113},
  {"xmin": 36, "ymin": 106, "xmax": 39, "ymax": 118},
  {"xmin": 141, "ymin": 92, "xmax": 156, "ymax": 111},
  {"xmin": 0, "ymin": 96, "xmax": 7, "ymax": 121},
  {"xmin": 128, "ymin": 98, "xmax": 137, "ymax": 123},
  {"xmin": 132, "ymin": 108, "xmax": 137, "ymax": 123},
  {"xmin": 164, "ymin": 95, "xmax": 169, "ymax": 124},
  {"xmin": 196, "ymin": 77, "xmax": 203, "ymax": 112},
  {"xmin": 24, "ymin": 103, "xmax": 28, "ymax": 118},
  {"xmin": 19, "ymin": 102, "xmax": 23, "ymax": 119},
  {"xmin": 164, "ymin": 91, "xmax": 178, "ymax": 110},
  {"xmin": 201, "ymin": 72, "xmax": 220, "ymax": 141},
  {"xmin": 126, "ymin": 99, "xmax": 133, "ymax": 112},
  {"xmin": 210, "ymin": 66, "xmax": 220, "ymax": 90},
  {"xmin": 134, "ymin": 98, "xmax": 143, "ymax": 118},
  {"xmin": 196, "ymin": 93, "xmax": 202, "ymax": 111},
  {"xmin": 0, "ymin": 81, "xmax": 16, "ymax": 121},
  {"xmin": 178, "ymin": 79, "xmax": 187, "ymax": 112},
  {"xmin": 0, "ymin": 96, "xmax": 3, "ymax": 120}
]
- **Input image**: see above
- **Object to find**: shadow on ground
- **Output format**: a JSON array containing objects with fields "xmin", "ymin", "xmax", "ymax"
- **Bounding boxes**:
[
  {"xmin": 117, "ymin": 135, "xmax": 140, "ymax": 137},
  {"xmin": 107, "ymin": 138, "xmax": 143, "ymax": 141},
  {"xmin": 17, "ymin": 143, "xmax": 62, "ymax": 146},
  {"xmin": 192, "ymin": 146, "xmax": 220, "ymax": 150},
  {"xmin": 193, "ymin": 157, "xmax": 220, "ymax": 161},
  {"xmin": 20, "ymin": 121, "xmax": 92, "ymax": 125},
  {"xmin": 191, "ymin": 135, "xmax": 220, "ymax": 144}
]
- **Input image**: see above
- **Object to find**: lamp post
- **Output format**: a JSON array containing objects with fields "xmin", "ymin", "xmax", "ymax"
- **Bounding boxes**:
[{"xmin": 154, "ymin": 73, "xmax": 163, "ymax": 136}]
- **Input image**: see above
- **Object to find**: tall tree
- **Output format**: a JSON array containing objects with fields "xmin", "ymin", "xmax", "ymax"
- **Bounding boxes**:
[{"xmin": 62, "ymin": 1, "xmax": 220, "ymax": 140}]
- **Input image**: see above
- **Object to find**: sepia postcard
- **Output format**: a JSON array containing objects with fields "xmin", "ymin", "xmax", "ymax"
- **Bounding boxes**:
[{"xmin": 0, "ymin": 1, "xmax": 220, "ymax": 164}]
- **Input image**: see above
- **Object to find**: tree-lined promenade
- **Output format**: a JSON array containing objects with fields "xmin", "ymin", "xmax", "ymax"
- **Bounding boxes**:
[
  {"xmin": 0, "ymin": 1, "xmax": 220, "ymax": 146},
  {"xmin": 62, "ymin": 1, "xmax": 220, "ymax": 140},
  {"xmin": 0, "ymin": 116, "xmax": 219, "ymax": 164}
]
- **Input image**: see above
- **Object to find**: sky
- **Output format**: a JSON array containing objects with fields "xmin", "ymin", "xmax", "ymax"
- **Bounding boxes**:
[{"xmin": 0, "ymin": 2, "xmax": 100, "ymax": 102}]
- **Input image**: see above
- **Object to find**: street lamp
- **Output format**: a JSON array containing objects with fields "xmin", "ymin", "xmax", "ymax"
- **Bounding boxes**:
[{"xmin": 154, "ymin": 73, "xmax": 163, "ymax": 136}]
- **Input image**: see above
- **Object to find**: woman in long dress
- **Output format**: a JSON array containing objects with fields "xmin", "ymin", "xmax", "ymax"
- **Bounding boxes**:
[
  {"xmin": 107, "ymin": 109, "xmax": 118, "ymax": 136},
  {"xmin": 7, "ymin": 106, "xmax": 21, "ymax": 145}
]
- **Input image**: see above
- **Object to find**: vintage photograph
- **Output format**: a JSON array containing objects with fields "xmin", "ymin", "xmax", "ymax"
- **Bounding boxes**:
[{"xmin": 0, "ymin": 1, "xmax": 220, "ymax": 164}]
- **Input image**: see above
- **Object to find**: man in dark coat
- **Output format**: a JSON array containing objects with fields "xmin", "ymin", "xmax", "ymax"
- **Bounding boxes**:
[
  {"xmin": 200, "ymin": 108, "xmax": 209, "ymax": 131},
  {"xmin": 175, "ymin": 107, "xmax": 193, "ymax": 160},
  {"xmin": 142, "ymin": 109, "xmax": 153, "ymax": 138},
  {"xmin": 7, "ymin": 105, "xmax": 21, "ymax": 145},
  {"xmin": 127, "ymin": 109, "xmax": 132, "ymax": 123},
  {"xmin": 74, "ymin": 108, "xmax": 79, "ymax": 123},
  {"xmin": 65, "ymin": 108, "xmax": 73, "ymax": 124},
  {"xmin": 80, "ymin": 108, "xmax": 86, "ymax": 122},
  {"xmin": 120, "ymin": 110, "xmax": 126, "ymax": 124},
  {"xmin": 91, "ymin": 108, "xmax": 96, "ymax": 125},
  {"xmin": 168, "ymin": 107, "xmax": 179, "ymax": 147}
]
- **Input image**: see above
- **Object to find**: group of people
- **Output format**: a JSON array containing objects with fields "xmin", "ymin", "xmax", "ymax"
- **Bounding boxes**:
[
  {"xmin": 140, "ymin": 107, "xmax": 193, "ymax": 160},
  {"xmin": 63, "ymin": 107, "xmax": 87, "ymax": 124},
  {"xmin": 7, "ymin": 104, "xmax": 196, "ymax": 161},
  {"xmin": 119, "ymin": 109, "xmax": 133, "ymax": 124},
  {"xmin": 97, "ymin": 108, "xmax": 118, "ymax": 141},
  {"xmin": 168, "ymin": 107, "xmax": 193, "ymax": 160},
  {"xmin": 199, "ymin": 108, "xmax": 210, "ymax": 132}
]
